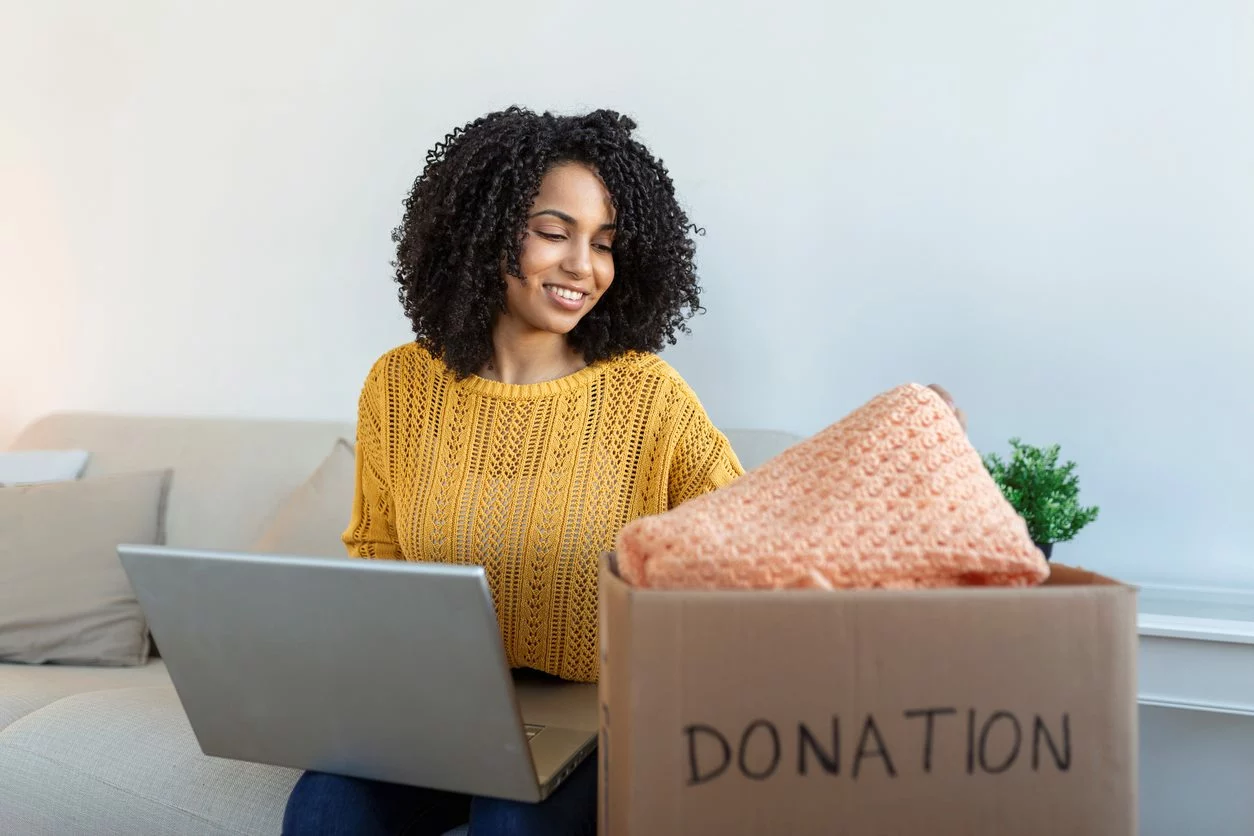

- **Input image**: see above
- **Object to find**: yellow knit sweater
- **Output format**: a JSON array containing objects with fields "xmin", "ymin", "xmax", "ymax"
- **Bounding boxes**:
[{"xmin": 344, "ymin": 342, "xmax": 744, "ymax": 682}]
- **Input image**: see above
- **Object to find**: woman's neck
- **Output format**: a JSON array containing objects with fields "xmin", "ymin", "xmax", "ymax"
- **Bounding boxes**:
[{"xmin": 481, "ymin": 321, "xmax": 586, "ymax": 386}]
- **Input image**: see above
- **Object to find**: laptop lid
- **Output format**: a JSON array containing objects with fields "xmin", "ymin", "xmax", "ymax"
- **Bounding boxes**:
[{"xmin": 117, "ymin": 545, "xmax": 553, "ymax": 802}]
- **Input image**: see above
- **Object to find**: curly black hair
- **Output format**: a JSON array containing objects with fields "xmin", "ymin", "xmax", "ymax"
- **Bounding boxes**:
[{"xmin": 391, "ymin": 106, "xmax": 705, "ymax": 378}]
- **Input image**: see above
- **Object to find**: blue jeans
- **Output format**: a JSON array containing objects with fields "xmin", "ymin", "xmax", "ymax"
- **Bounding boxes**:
[{"xmin": 282, "ymin": 753, "xmax": 597, "ymax": 836}]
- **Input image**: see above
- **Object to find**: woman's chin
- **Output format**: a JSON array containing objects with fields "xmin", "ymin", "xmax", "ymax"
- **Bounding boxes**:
[{"xmin": 539, "ymin": 311, "xmax": 588, "ymax": 336}]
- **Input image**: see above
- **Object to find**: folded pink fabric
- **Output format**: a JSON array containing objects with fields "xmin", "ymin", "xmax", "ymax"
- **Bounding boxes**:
[{"xmin": 616, "ymin": 384, "xmax": 1049, "ymax": 590}]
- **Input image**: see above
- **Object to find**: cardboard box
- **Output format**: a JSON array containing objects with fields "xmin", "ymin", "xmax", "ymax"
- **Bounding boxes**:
[{"xmin": 598, "ymin": 555, "xmax": 1137, "ymax": 835}]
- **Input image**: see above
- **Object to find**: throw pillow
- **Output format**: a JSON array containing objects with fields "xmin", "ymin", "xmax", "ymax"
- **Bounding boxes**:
[
  {"xmin": 250, "ymin": 438, "xmax": 355, "ymax": 558},
  {"xmin": 0, "ymin": 468, "xmax": 172, "ymax": 665},
  {"xmin": 0, "ymin": 449, "xmax": 91, "ymax": 486}
]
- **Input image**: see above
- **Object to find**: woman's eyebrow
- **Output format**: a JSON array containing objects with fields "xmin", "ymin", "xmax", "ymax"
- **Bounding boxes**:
[{"xmin": 530, "ymin": 209, "xmax": 616, "ymax": 231}]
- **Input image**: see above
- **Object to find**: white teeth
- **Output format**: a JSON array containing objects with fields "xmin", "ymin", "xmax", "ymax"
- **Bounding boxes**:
[{"xmin": 550, "ymin": 286, "xmax": 584, "ymax": 301}]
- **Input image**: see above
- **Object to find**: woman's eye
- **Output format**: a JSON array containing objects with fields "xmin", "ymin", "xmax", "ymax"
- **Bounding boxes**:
[
  {"xmin": 594, "ymin": 243, "xmax": 614, "ymax": 253},
  {"xmin": 535, "ymin": 231, "xmax": 566, "ymax": 242}
]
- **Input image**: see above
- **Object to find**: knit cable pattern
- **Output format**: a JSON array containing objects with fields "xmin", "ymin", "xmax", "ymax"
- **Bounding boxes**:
[{"xmin": 345, "ymin": 342, "xmax": 743, "ymax": 682}]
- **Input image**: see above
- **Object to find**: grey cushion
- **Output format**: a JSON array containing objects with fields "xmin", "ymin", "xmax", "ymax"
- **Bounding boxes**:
[
  {"xmin": 0, "ymin": 469, "xmax": 172, "ymax": 666},
  {"xmin": 250, "ymin": 438, "xmax": 355, "ymax": 558}
]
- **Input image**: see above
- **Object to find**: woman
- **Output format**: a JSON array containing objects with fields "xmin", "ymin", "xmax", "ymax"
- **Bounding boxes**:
[{"xmin": 282, "ymin": 107, "xmax": 744, "ymax": 835}]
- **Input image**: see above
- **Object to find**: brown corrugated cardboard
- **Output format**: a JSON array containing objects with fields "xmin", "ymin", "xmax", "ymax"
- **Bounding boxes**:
[{"xmin": 598, "ymin": 556, "xmax": 1137, "ymax": 836}]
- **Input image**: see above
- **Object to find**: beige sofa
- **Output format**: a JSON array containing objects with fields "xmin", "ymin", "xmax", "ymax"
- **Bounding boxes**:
[{"xmin": 0, "ymin": 410, "xmax": 799, "ymax": 835}]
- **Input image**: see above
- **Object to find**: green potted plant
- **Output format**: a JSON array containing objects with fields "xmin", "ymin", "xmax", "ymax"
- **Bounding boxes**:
[{"xmin": 982, "ymin": 438, "xmax": 1099, "ymax": 560}]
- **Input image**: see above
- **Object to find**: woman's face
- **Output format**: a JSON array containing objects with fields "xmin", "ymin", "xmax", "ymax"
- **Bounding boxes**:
[{"xmin": 501, "ymin": 162, "xmax": 616, "ymax": 338}]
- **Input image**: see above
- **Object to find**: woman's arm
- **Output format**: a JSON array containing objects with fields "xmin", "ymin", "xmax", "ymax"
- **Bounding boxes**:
[
  {"xmin": 342, "ymin": 362, "xmax": 403, "ymax": 559},
  {"xmin": 668, "ymin": 403, "xmax": 745, "ymax": 509}
]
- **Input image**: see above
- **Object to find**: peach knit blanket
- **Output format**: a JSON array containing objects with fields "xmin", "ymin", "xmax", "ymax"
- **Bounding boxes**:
[{"xmin": 616, "ymin": 384, "xmax": 1049, "ymax": 590}]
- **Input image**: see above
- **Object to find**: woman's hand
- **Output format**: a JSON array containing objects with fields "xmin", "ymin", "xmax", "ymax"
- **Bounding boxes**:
[{"xmin": 927, "ymin": 384, "xmax": 968, "ymax": 432}]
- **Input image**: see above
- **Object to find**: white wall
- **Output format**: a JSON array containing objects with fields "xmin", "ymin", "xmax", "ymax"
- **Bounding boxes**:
[{"xmin": 3, "ymin": 0, "xmax": 1252, "ymax": 590}]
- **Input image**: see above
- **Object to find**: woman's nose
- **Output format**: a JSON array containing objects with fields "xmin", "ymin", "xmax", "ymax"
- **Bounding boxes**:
[{"xmin": 563, "ymin": 241, "xmax": 593, "ymax": 279}]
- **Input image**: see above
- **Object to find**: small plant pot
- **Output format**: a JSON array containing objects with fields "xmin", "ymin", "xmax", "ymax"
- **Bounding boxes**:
[{"xmin": 1035, "ymin": 542, "xmax": 1054, "ymax": 560}]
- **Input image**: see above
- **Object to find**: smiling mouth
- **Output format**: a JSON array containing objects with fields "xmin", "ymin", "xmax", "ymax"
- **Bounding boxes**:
[{"xmin": 544, "ymin": 285, "xmax": 588, "ymax": 302}]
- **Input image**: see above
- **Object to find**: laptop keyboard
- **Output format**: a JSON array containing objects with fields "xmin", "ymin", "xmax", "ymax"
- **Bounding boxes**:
[{"xmin": 524, "ymin": 724, "xmax": 545, "ymax": 740}]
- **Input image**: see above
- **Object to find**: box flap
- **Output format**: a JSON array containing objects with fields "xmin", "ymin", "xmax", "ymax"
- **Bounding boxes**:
[{"xmin": 1044, "ymin": 562, "xmax": 1128, "ymax": 587}]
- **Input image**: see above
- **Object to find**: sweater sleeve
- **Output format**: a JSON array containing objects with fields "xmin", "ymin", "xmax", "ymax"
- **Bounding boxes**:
[
  {"xmin": 342, "ymin": 358, "xmax": 403, "ymax": 560},
  {"xmin": 668, "ymin": 399, "xmax": 745, "ymax": 509}
]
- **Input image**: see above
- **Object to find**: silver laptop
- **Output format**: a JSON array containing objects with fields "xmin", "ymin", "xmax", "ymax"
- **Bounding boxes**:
[{"xmin": 116, "ymin": 544, "xmax": 597, "ymax": 803}]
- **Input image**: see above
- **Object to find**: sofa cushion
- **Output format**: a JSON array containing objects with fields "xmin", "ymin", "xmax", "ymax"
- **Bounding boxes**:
[
  {"xmin": 250, "ymin": 438, "xmax": 355, "ymax": 558},
  {"xmin": 0, "ymin": 659, "xmax": 171, "ymax": 730},
  {"xmin": 0, "ymin": 469, "xmax": 172, "ymax": 666},
  {"xmin": 0, "ymin": 686, "xmax": 300, "ymax": 835}
]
